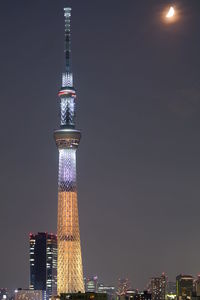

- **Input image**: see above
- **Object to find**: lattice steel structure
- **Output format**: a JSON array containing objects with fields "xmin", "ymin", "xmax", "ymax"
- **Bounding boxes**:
[{"xmin": 54, "ymin": 8, "xmax": 84, "ymax": 295}]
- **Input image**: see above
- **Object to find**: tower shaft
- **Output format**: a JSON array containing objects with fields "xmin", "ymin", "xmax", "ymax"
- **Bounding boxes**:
[
  {"xmin": 57, "ymin": 148, "xmax": 84, "ymax": 293},
  {"xmin": 54, "ymin": 8, "xmax": 84, "ymax": 294}
]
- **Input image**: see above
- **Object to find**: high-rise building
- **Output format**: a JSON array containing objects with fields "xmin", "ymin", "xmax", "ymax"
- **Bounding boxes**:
[
  {"xmin": 150, "ymin": 274, "xmax": 166, "ymax": 300},
  {"xmin": 29, "ymin": 232, "xmax": 57, "ymax": 298},
  {"xmin": 176, "ymin": 275, "xmax": 194, "ymax": 300},
  {"xmin": 54, "ymin": 7, "xmax": 84, "ymax": 294}
]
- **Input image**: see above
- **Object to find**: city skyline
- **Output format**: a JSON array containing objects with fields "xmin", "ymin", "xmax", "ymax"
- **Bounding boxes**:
[{"xmin": 0, "ymin": 0, "xmax": 200, "ymax": 291}]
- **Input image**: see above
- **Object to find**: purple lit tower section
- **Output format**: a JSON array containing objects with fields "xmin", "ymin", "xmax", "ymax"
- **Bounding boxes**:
[{"xmin": 54, "ymin": 8, "xmax": 84, "ymax": 294}]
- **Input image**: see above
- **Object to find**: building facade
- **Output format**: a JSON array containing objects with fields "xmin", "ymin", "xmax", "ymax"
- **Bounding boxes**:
[
  {"xmin": 54, "ymin": 7, "xmax": 84, "ymax": 294},
  {"xmin": 150, "ymin": 274, "xmax": 166, "ymax": 300},
  {"xmin": 176, "ymin": 275, "xmax": 194, "ymax": 300},
  {"xmin": 29, "ymin": 232, "xmax": 57, "ymax": 298}
]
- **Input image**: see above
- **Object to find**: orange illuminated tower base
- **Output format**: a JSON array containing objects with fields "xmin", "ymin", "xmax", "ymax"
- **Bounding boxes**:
[{"xmin": 57, "ymin": 191, "xmax": 84, "ymax": 293}]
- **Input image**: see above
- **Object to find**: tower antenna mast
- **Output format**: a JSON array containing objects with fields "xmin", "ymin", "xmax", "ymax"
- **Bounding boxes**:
[{"xmin": 64, "ymin": 8, "xmax": 72, "ymax": 73}]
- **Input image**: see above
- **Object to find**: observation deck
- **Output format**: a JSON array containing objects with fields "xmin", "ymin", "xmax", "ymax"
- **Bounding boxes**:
[{"xmin": 54, "ymin": 128, "xmax": 81, "ymax": 149}]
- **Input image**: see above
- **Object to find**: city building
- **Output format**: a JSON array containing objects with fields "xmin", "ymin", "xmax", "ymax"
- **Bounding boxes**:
[
  {"xmin": 14, "ymin": 290, "xmax": 45, "ymax": 300},
  {"xmin": 117, "ymin": 279, "xmax": 131, "ymax": 296},
  {"xmin": 54, "ymin": 7, "xmax": 84, "ymax": 294},
  {"xmin": 149, "ymin": 274, "xmax": 166, "ymax": 300},
  {"xmin": 98, "ymin": 284, "xmax": 115, "ymax": 295},
  {"xmin": 134, "ymin": 291, "xmax": 151, "ymax": 300},
  {"xmin": 98, "ymin": 284, "xmax": 115, "ymax": 300},
  {"xmin": 0, "ymin": 289, "xmax": 8, "ymax": 300},
  {"xmin": 83, "ymin": 277, "xmax": 115, "ymax": 300},
  {"xmin": 85, "ymin": 277, "xmax": 98, "ymax": 293},
  {"xmin": 176, "ymin": 275, "xmax": 194, "ymax": 300},
  {"xmin": 29, "ymin": 232, "xmax": 57, "ymax": 298}
]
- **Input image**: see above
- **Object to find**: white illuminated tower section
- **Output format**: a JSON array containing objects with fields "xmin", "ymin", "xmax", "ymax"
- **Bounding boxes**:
[{"xmin": 54, "ymin": 8, "xmax": 84, "ymax": 294}]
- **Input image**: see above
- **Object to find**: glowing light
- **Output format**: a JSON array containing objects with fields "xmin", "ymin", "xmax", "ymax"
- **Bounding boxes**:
[
  {"xmin": 166, "ymin": 6, "xmax": 175, "ymax": 18},
  {"xmin": 58, "ymin": 149, "xmax": 76, "ymax": 188}
]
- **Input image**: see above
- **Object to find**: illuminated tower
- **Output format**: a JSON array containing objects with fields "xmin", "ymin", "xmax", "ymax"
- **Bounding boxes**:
[{"xmin": 54, "ymin": 8, "xmax": 84, "ymax": 294}]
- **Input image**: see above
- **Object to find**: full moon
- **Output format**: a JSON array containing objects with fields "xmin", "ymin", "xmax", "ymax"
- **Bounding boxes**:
[{"xmin": 166, "ymin": 6, "xmax": 175, "ymax": 18}]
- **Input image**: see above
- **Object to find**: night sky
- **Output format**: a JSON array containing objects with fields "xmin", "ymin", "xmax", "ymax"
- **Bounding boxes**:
[{"xmin": 0, "ymin": 0, "xmax": 200, "ymax": 292}]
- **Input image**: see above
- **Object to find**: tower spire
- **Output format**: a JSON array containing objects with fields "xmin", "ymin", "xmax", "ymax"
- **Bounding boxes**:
[{"xmin": 64, "ymin": 8, "xmax": 72, "ymax": 73}]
